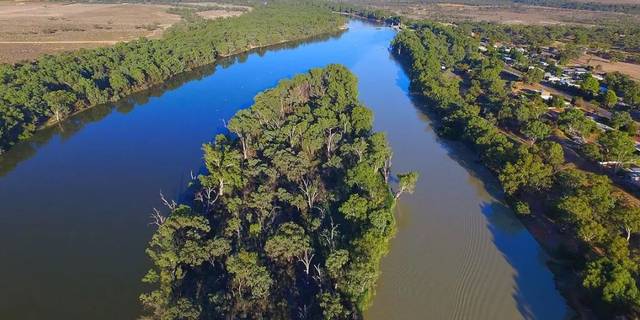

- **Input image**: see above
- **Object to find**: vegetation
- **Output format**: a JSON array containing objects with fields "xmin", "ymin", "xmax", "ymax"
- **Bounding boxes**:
[
  {"xmin": 511, "ymin": 0, "xmax": 640, "ymax": 15},
  {"xmin": 0, "ymin": 3, "xmax": 345, "ymax": 154},
  {"xmin": 461, "ymin": 21, "xmax": 640, "ymax": 59},
  {"xmin": 141, "ymin": 65, "xmax": 417, "ymax": 319},
  {"xmin": 315, "ymin": 1, "xmax": 404, "ymax": 25},
  {"xmin": 606, "ymin": 72, "xmax": 640, "ymax": 107},
  {"xmin": 392, "ymin": 19, "xmax": 640, "ymax": 317}
]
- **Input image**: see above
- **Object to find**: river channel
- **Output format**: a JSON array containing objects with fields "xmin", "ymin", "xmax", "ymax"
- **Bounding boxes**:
[{"xmin": 0, "ymin": 20, "xmax": 569, "ymax": 319}]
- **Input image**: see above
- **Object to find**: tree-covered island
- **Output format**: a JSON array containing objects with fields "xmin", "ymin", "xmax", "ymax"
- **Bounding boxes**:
[{"xmin": 140, "ymin": 65, "xmax": 417, "ymax": 319}]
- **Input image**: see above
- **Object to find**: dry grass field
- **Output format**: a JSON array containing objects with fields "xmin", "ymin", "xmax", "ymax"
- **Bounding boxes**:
[
  {"xmin": 573, "ymin": 54, "xmax": 640, "ymax": 81},
  {"xmin": 0, "ymin": 1, "xmax": 247, "ymax": 63},
  {"xmin": 378, "ymin": 3, "xmax": 640, "ymax": 26},
  {"xmin": 197, "ymin": 9, "xmax": 244, "ymax": 20}
]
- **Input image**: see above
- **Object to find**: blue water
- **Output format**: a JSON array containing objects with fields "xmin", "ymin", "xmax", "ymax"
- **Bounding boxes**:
[{"xmin": 0, "ymin": 21, "xmax": 569, "ymax": 319}]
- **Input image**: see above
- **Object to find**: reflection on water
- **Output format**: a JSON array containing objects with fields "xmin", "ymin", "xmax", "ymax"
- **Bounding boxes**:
[
  {"xmin": 356, "ymin": 48, "xmax": 570, "ymax": 319},
  {"xmin": 0, "ymin": 21, "xmax": 568, "ymax": 320},
  {"xmin": 0, "ymin": 31, "xmax": 344, "ymax": 178}
]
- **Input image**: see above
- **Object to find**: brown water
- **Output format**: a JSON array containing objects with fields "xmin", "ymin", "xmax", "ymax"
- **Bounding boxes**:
[{"xmin": 0, "ymin": 21, "xmax": 568, "ymax": 319}]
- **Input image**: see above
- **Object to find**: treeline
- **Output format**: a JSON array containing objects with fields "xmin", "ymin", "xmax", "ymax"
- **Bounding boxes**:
[
  {"xmin": 0, "ymin": 3, "xmax": 345, "ymax": 154},
  {"xmin": 320, "ymin": 2, "xmax": 404, "ymax": 25},
  {"xmin": 393, "ymin": 21, "xmax": 640, "ymax": 317},
  {"xmin": 141, "ymin": 65, "xmax": 417, "ymax": 319}
]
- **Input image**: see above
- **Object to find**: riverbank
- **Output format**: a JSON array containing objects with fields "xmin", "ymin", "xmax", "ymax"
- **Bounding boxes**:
[
  {"xmin": 407, "ymin": 86, "xmax": 586, "ymax": 319},
  {"xmin": 388, "ymin": 19, "xmax": 640, "ymax": 317},
  {"xmin": 0, "ymin": 20, "xmax": 570, "ymax": 319},
  {"xmin": 518, "ymin": 195, "xmax": 597, "ymax": 319},
  {"xmin": 35, "ymin": 25, "xmax": 348, "ymax": 134},
  {"xmin": 0, "ymin": 4, "xmax": 346, "ymax": 155}
]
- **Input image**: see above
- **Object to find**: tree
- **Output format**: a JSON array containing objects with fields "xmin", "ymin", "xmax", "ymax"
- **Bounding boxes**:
[
  {"xmin": 538, "ymin": 141, "xmax": 565, "ymax": 172},
  {"xmin": 499, "ymin": 147, "xmax": 553, "ymax": 195},
  {"xmin": 558, "ymin": 108, "xmax": 595, "ymax": 138},
  {"xmin": 612, "ymin": 206, "xmax": 640, "ymax": 241},
  {"xmin": 201, "ymin": 140, "xmax": 244, "ymax": 197},
  {"xmin": 521, "ymin": 119, "xmax": 551, "ymax": 143},
  {"xmin": 581, "ymin": 143, "xmax": 603, "ymax": 162},
  {"xmin": 581, "ymin": 74, "xmax": 600, "ymax": 98},
  {"xmin": 340, "ymin": 194, "xmax": 371, "ymax": 221},
  {"xmin": 395, "ymin": 171, "xmax": 419, "ymax": 199},
  {"xmin": 512, "ymin": 96, "xmax": 546, "ymax": 124},
  {"xmin": 140, "ymin": 205, "xmax": 224, "ymax": 318},
  {"xmin": 319, "ymin": 292, "xmax": 350, "ymax": 319},
  {"xmin": 608, "ymin": 111, "xmax": 639, "ymax": 135},
  {"xmin": 583, "ymin": 238, "xmax": 640, "ymax": 307},
  {"xmin": 43, "ymin": 90, "xmax": 76, "ymax": 123},
  {"xmin": 523, "ymin": 67, "xmax": 544, "ymax": 84},
  {"xmin": 514, "ymin": 201, "xmax": 531, "ymax": 215},
  {"xmin": 264, "ymin": 222, "xmax": 310, "ymax": 264},
  {"xmin": 558, "ymin": 44, "xmax": 582, "ymax": 65},
  {"xmin": 226, "ymin": 250, "xmax": 273, "ymax": 299},
  {"xmin": 610, "ymin": 111, "xmax": 633, "ymax": 130},
  {"xmin": 598, "ymin": 130, "xmax": 636, "ymax": 166},
  {"xmin": 603, "ymin": 89, "xmax": 619, "ymax": 108},
  {"xmin": 549, "ymin": 95, "xmax": 565, "ymax": 109}
]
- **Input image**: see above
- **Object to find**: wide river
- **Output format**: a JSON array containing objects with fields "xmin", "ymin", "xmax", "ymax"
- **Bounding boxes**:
[{"xmin": 0, "ymin": 21, "xmax": 570, "ymax": 319}]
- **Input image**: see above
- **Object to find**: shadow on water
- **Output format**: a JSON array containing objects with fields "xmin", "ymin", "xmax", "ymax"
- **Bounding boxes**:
[
  {"xmin": 393, "ymin": 58, "xmax": 570, "ymax": 319},
  {"xmin": 0, "ymin": 30, "xmax": 346, "ymax": 178}
]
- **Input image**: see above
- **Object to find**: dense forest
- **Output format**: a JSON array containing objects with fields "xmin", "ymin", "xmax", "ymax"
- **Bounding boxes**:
[
  {"xmin": 392, "ymin": 20, "xmax": 640, "ymax": 317},
  {"xmin": 0, "ymin": 3, "xmax": 345, "ymax": 154},
  {"xmin": 141, "ymin": 65, "xmax": 417, "ymax": 319}
]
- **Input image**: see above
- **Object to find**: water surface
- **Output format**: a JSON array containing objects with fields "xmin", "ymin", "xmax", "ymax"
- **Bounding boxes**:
[{"xmin": 0, "ymin": 21, "xmax": 568, "ymax": 319}]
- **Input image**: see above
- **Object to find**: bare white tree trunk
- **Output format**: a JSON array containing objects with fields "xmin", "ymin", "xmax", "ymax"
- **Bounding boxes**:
[
  {"xmin": 299, "ymin": 177, "xmax": 320, "ymax": 210},
  {"xmin": 149, "ymin": 208, "xmax": 166, "ymax": 227},
  {"xmin": 298, "ymin": 248, "xmax": 314, "ymax": 276},
  {"xmin": 626, "ymin": 227, "xmax": 632, "ymax": 241}
]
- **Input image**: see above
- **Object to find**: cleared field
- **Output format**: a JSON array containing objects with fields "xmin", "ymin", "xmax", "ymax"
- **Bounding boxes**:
[
  {"xmin": 0, "ymin": 2, "xmax": 248, "ymax": 63},
  {"xmin": 379, "ymin": 3, "xmax": 640, "ymax": 25},
  {"xmin": 573, "ymin": 54, "xmax": 640, "ymax": 81},
  {"xmin": 0, "ymin": 2, "xmax": 182, "ymax": 63},
  {"xmin": 197, "ymin": 9, "xmax": 244, "ymax": 20}
]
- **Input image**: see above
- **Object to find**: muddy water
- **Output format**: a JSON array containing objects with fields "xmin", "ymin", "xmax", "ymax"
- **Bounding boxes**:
[
  {"xmin": 0, "ymin": 20, "xmax": 568, "ymax": 319},
  {"xmin": 356, "ymin": 42, "xmax": 570, "ymax": 319}
]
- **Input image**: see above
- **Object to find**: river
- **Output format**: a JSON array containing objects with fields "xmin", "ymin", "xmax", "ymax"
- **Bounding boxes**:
[{"xmin": 0, "ymin": 20, "xmax": 569, "ymax": 319}]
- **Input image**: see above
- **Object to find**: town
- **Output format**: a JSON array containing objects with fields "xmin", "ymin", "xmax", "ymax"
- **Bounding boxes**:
[{"xmin": 477, "ymin": 38, "xmax": 640, "ymax": 194}]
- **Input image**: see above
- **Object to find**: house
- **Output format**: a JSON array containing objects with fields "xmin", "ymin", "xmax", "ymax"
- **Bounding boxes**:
[
  {"xmin": 540, "ymin": 90, "xmax": 552, "ymax": 101},
  {"xmin": 545, "ymin": 73, "xmax": 561, "ymax": 83}
]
